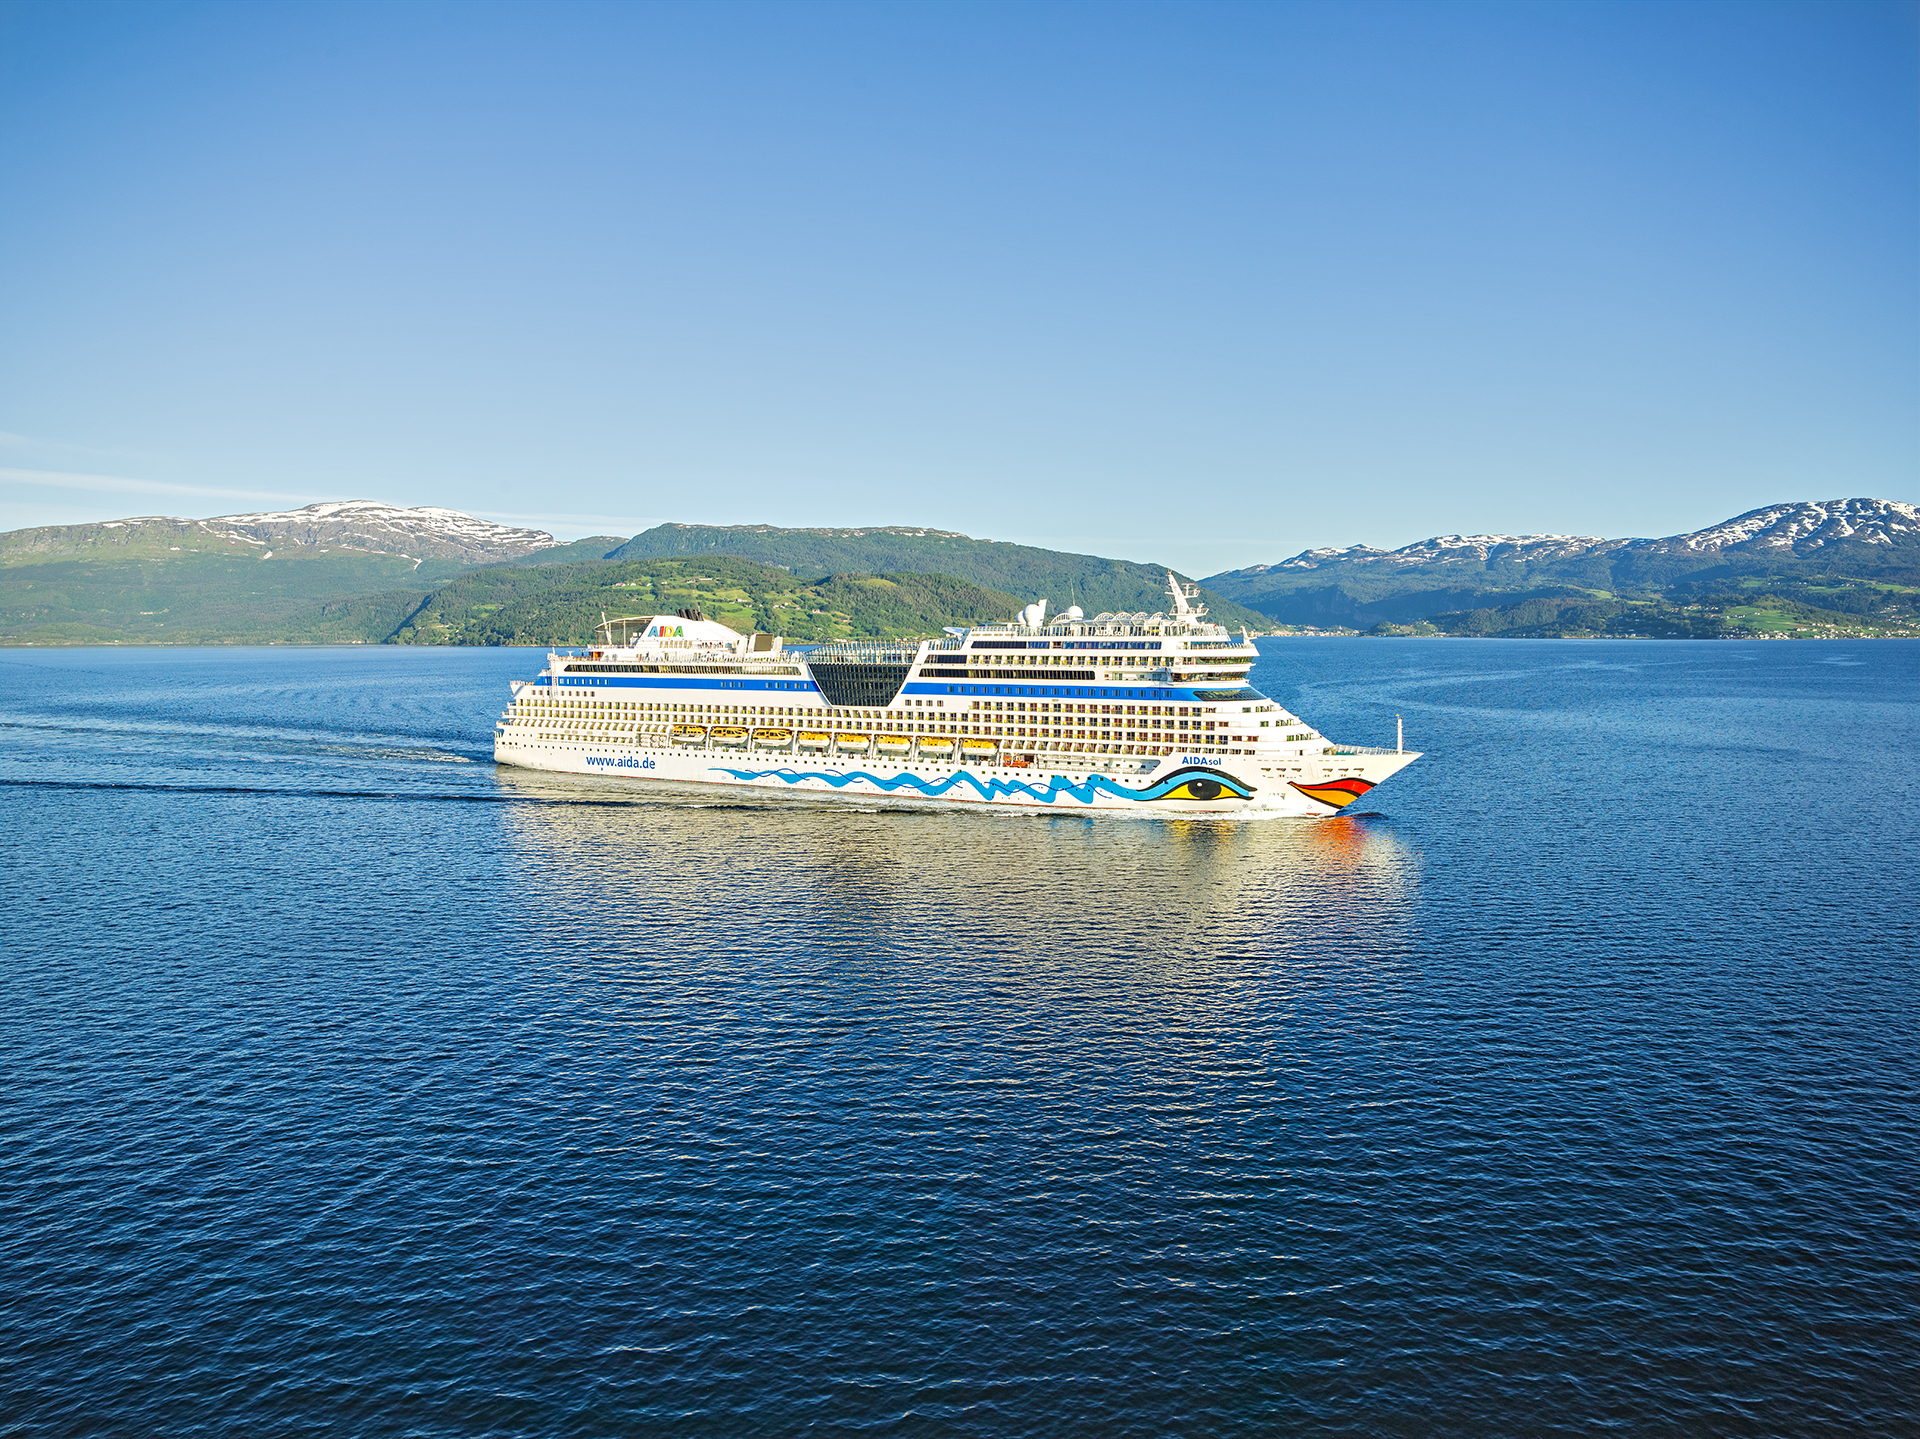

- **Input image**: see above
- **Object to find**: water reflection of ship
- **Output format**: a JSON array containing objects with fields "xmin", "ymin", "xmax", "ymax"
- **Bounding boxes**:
[{"xmin": 491, "ymin": 767, "xmax": 1417, "ymax": 964}]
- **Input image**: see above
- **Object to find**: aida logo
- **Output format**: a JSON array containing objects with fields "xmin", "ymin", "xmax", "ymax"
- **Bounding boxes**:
[{"xmin": 649, "ymin": 624, "xmax": 685, "ymax": 638}]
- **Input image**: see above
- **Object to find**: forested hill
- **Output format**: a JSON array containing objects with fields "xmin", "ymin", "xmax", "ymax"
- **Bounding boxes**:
[
  {"xmin": 1, "ymin": 509, "xmax": 1267, "ymax": 643},
  {"xmin": 389, "ymin": 557, "xmax": 1026, "ymax": 645},
  {"xmin": 610, "ymin": 523, "xmax": 1269, "ymax": 631}
]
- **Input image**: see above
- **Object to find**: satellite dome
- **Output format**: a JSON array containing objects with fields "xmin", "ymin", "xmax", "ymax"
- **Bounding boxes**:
[{"xmin": 1064, "ymin": 605, "xmax": 1084, "ymax": 621}]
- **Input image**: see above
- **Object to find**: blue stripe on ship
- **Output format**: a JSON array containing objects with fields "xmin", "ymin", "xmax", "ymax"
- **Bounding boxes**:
[
  {"xmin": 539, "ymin": 676, "xmax": 1237, "ymax": 702},
  {"xmin": 714, "ymin": 765, "xmax": 1255, "ymax": 804}
]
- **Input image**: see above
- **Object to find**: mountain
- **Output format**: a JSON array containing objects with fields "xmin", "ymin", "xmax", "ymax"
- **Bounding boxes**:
[
  {"xmin": 1, "ymin": 508, "xmax": 1271, "ymax": 644},
  {"xmin": 0, "ymin": 504, "xmax": 1059, "ymax": 645},
  {"xmin": 1204, "ymin": 499, "xmax": 1920, "ymax": 632},
  {"xmin": 1633, "ymin": 497, "xmax": 1920, "ymax": 554},
  {"xmin": 188, "ymin": 500, "xmax": 560, "ymax": 562},
  {"xmin": 0, "ymin": 503, "xmax": 605, "ymax": 644},
  {"xmin": 390, "ymin": 555, "xmax": 1027, "ymax": 646},
  {"xmin": 610, "ymin": 523, "xmax": 1271, "ymax": 631},
  {"xmin": 10, "ymin": 497, "xmax": 1913, "ymax": 645},
  {"xmin": 2, "ymin": 501, "xmax": 566, "ymax": 565},
  {"xmin": 1220, "ymin": 499, "xmax": 1919, "ymax": 579}
]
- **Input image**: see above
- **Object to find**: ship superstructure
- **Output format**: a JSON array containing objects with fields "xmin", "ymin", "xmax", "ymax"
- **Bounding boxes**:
[{"xmin": 492, "ymin": 575, "xmax": 1418, "ymax": 813}]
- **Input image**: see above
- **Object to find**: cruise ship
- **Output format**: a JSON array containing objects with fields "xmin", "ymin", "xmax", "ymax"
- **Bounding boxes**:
[{"xmin": 493, "ymin": 575, "xmax": 1419, "ymax": 813}]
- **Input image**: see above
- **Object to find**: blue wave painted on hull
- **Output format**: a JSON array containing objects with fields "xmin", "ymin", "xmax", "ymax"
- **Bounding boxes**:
[{"xmin": 715, "ymin": 764, "xmax": 1256, "ymax": 805}]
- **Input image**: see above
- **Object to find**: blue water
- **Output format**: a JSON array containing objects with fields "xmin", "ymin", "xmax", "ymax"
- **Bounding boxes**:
[{"xmin": 3, "ymin": 640, "xmax": 1915, "ymax": 1437}]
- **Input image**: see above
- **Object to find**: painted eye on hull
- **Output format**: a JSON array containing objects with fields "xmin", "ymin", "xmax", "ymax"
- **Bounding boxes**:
[
  {"xmin": 1139, "ymin": 767, "xmax": 1256, "ymax": 802},
  {"xmin": 1160, "ymin": 778, "xmax": 1229, "ymax": 801}
]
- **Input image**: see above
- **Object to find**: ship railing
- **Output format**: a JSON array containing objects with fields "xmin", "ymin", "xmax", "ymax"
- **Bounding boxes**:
[
  {"xmin": 969, "ymin": 621, "xmax": 1243, "ymax": 639},
  {"xmin": 1329, "ymin": 745, "xmax": 1404, "ymax": 755},
  {"xmin": 971, "ymin": 622, "xmax": 1179, "ymax": 638},
  {"xmin": 790, "ymin": 642, "xmax": 924, "ymax": 663}
]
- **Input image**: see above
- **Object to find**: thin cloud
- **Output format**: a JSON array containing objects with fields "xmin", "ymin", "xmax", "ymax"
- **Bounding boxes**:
[
  {"xmin": 0, "ymin": 431, "xmax": 160, "ymax": 462},
  {"xmin": 0, "ymin": 467, "xmax": 314, "ymax": 507}
]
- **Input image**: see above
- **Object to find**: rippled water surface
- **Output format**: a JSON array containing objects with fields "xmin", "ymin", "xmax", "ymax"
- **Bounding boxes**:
[{"xmin": 3, "ymin": 641, "xmax": 1915, "ymax": 1437}]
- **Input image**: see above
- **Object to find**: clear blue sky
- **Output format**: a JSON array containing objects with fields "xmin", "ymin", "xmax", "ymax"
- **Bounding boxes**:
[{"xmin": 1, "ymin": 0, "xmax": 1913, "ymax": 574}]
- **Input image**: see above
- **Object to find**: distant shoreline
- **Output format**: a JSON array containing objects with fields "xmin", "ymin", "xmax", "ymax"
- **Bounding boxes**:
[{"xmin": 7, "ymin": 633, "xmax": 1915, "ymax": 649}]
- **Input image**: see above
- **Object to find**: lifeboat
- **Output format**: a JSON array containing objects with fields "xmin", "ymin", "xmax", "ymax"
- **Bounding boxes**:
[
  {"xmin": 752, "ymin": 728, "xmax": 793, "ymax": 750},
  {"xmin": 875, "ymin": 734, "xmax": 912, "ymax": 754},
  {"xmin": 711, "ymin": 726, "xmax": 751, "ymax": 748},
  {"xmin": 835, "ymin": 732, "xmax": 872, "ymax": 753},
  {"xmin": 916, "ymin": 736, "xmax": 955, "ymax": 757},
  {"xmin": 670, "ymin": 725, "xmax": 707, "ymax": 746},
  {"xmin": 959, "ymin": 737, "xmax": 998, "ymax": 755},
  {"xmin": 796, "ymin": 731, "xmax": 831, "ymax": 751}
]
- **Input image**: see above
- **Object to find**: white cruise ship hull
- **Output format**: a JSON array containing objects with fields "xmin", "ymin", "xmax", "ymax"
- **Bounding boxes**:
[
  {"xmin": 494, "ymin": 731, "xmax": 1416, "ymax": 815},
  {"xmin": 489, "ymin": 576, "xmax": 1421, "ymax": 816}
]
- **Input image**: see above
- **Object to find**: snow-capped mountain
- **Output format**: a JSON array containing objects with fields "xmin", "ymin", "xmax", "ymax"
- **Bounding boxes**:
[
  {"xmin": 1243, "ymin": 534, "xmax": 1628, "ymax": 573},
  {"xmin": 1, "ymin": 500, "xmax": 560, "ymax": 566},
  {"xmin": 1215, "ymin": 499, "xmax": 1918, "ymax": 577},
  {"xmin": 196, "ymin": 501, "xmax": 555, "ymax": 562},
  {"xmin": 1638, "ymin": 497, "xmax": 1920, "ymax": 554}
]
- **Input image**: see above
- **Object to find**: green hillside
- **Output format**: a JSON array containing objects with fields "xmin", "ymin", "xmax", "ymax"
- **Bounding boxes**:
[
  {"xmin": 391, "ymin": 556, "xmax": 1028, "ymax": 645},
  {"xmin": 0, "ymin": 542, "xmax": 465, "ymax": 644},
  {"xmin": 1399, "ymin": 580, "xmax": 1920, "ymax": 639},
  {"xmin": 504, "ymin": 536, "xmax": 627, "ymax": 565},
  {"xmin": 1204, "ymin": 543, "xmax": 1920, "ymax": 636},
  {"xmin": 1, "ymin": 514, "xmax": 1284, "ymax": 643},
  {"xmin": 0, "ymin": 518, "xmax": 626, "ymax": 645},
  {"xmin": 610, "ymin": 523, "xmax": 1271, "ymax": 631}
]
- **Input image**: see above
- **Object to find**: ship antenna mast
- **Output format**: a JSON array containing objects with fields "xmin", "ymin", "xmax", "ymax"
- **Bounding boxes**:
[{"xmin": 1165, "ymin": 571, "xmax": 1205, "ymax": 619}]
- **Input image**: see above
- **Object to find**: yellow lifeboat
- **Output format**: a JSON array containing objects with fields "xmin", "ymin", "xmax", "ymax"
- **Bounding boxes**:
[
  {"xmin": 875, "ymin": 734, "xmax": 912, "ymax": 753},
  {"xmin": 959, "ymin": 737, "xmax": 998, "ymax": 754},
  {"xmin": 796, "ymin": 731, "xmax": 831, "ymax": 751},
  {"xmin": 711, "ymin": 725, "xmax": 751, "ymax": 747},
  {"xmin": 752, "ymin": 728, "xmax": 793, "ymax": 749},
  {"xmin": 670, "ymin": 725, "xmax": 707, "ymax": 746},
  {"xmin": 916, "ymin": 736, "xmax": 955, "ymax": 756},
  {"xmin": 834, "ymin": 732, "xmax": 872, "ymax": 752}
]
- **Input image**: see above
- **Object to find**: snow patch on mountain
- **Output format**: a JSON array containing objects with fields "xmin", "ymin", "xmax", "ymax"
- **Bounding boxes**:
[
  {"xmin": 1648, "ymin": 498, "xmax": 1920, "ymax": 553},
  {"xmin": 199, "ymin": 501, "xmax": 555, "ymax": 562},
  {"xmin": 1225, "ymin": 545, "xmax": 1391, "ymax": 575},
  {"xmin": 1380, "ymin": 533, "xmax": 1626, "ymax": 565},
  {"xmin": 1224, "ymin": 499, "xmax": 1918, "ymax": 574},
  {"xmin": 1221, "ymin": 533, "xmax": 1622, "ymax": 574}
]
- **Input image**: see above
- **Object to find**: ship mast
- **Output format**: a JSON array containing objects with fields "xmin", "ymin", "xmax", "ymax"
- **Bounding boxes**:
[{"xmin": 1165, "ymin": 571, "xmax": 1206, "ymax": 621}]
